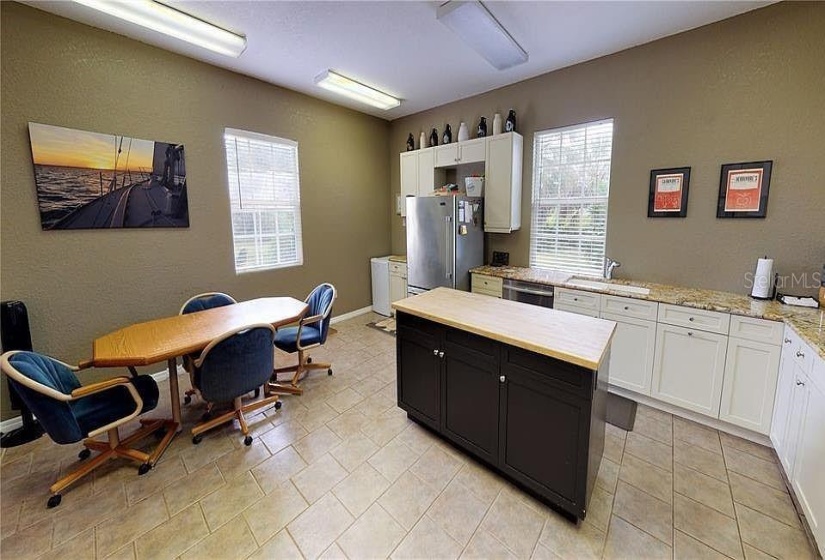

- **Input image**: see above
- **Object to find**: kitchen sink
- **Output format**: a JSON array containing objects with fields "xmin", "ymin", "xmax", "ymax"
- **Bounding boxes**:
[{"xmin": 566, "ymin": 279, "xmax": 651, "ymax": 296}]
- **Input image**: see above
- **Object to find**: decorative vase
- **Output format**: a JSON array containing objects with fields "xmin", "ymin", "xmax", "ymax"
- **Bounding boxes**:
[
  {"xmin": 406, "ymin": 133, "xmax": 415, "ymax": 152},
  {"xmin": 443, "ymin": 124, "xmax": 452, "ymax": 144},
  {"xmin": 477, "ymin": 117, "xmax": 487, "ymax": 138},
  {"xmin": 419, "ymin": 131, "xmax": 426, "ymax": 149},
  {"xmin": 505, "ymin": 109, "xmax": 516, "ymax": 133},
  {"xmin": 457, "ymin": 122, "xmax": 469, "ymax": 142},
  {"xmin": 492, "ymin": 113, "xmax": 503, "ymax": 135},
  {"xmin": 430, "ymin": 128, "xmax": 439, "ymax": 147}
]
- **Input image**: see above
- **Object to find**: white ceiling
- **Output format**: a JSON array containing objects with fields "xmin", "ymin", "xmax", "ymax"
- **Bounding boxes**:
[{"xmin": 27, "ymin": 1, "xmax": 771, "ymax": 120}]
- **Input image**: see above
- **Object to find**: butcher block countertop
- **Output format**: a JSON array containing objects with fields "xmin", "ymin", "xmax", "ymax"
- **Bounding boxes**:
[{"xmin": 392, "ymin": 287, "xmax": 615, "ymax": 370}]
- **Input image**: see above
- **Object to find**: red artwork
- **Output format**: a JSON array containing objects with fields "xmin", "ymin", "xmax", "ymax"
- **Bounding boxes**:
[{"xmin": 724, "ymin": 169, "xmax": 763, "ymax": 212}]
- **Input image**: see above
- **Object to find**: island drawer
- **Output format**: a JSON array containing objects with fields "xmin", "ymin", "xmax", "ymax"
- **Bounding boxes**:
[
  {"xmin": 728, "ymin": 316, "xmax": 783, "ymax": 345},
  {"xmin": 657, "ymin": 304, "xmax": 730, "ymax": 335},
  {"xmin": 601, "ymin": 295, "xmax": 658, "ymax": 321},
  {"xmin": 502, "ymin": 346, "xmax": 591, "ymax": 398},
  {"xmin": 555, "ymin": 288, "xmax": 600, "ymax": 313},
  {"xmin": 472, "ymin": 274, "xmax": 503, "ymax": 296}
]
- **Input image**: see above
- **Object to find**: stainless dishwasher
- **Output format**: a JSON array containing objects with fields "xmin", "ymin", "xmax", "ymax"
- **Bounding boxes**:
[{"xmin": 502, "ymin": 279, "xmax": 554, "ymax": 308}]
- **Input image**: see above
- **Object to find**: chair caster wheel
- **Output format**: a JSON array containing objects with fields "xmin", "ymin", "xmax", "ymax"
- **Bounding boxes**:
[
  {"xmin": 253, "ymin": 387, "xmax": 261, "ymax": 398},
  {"xmin": 306, "ymin": 357, "xmax": 312, "ymax": 364},
  {"xmin": 138, "ymin": 463, "xmax": 152, "ymax": 476},
  {"xmin": 328, "ymin": 368, "xmax": 333, "ymax": 376},
  {"xmin": 184, "ymin": 395, "xmax": 192, "ymax": 405},
  {"xmin": 78, "ymin": 448, "xmax": 91, "ymax": 460},
  {"xmin": 47, "ymin": 494, "xmax": 62, "ymax": 508},
  {"xmin": 244, "ymin": 435, "xmax": 253, "ymax": 446},
  {"xmin": 275, "ymin": 401, "xmax": 282, "ymax": 410},
  {"xmin": 192, "ymin": 435, "xmax": 203, "ymax": 445}
]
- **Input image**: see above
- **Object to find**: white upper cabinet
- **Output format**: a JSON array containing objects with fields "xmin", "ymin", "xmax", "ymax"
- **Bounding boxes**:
[
  {"xmin": 434, "ymin": 137, "xmax": 487, "ymax": 167},
  {"xmin": 484, "ymin": 133, "xmax": 522, "ymax": 233},
  {"xmin": 399, "ymin": 151, "xmax": 418, "ymax": 217},
  {"xmin": 417, "ymin": 148, "xmax": 435, "ymax": 196}
]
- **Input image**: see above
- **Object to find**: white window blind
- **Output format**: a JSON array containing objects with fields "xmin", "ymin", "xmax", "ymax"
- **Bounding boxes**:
[
  {"xmin": 224, "ymin": 128, "xmax": 303, "ymax": 273},
  {"xmin": 529, "ymin": 119, "xmax": 613, "ymax": 277}
]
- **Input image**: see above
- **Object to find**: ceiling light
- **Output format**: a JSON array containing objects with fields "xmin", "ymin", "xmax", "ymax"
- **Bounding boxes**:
[
  {"xmin": 437, "ymin": 1, "xmax": 528, "ymax": 70},
  {"xmin": 314, "ymin": 70, "xmax": 401, "ymax": 110},
  {"xmin": 72, "ymin": 0, "xmax": 247, "ymax": 57}
]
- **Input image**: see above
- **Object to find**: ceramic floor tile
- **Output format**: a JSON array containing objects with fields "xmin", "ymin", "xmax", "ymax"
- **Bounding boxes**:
[
  {"xmin": 675, "ymin": 529, "xmax": 732, "ymax": 560},
  {"xmin": 734, "ymin": 503, "xmax": 815, "ymax": 560},
  {"xmin": 674, "ymin": 493, "xmax": 744, "ymax": 560},
  {"xmin": 286, "ymin": 493, "xmax": 354, "ymax": 560},
  {"xmin": 674, "ymin": 438, "xmax": 728, "ymax": 482},
  {"xmin": 251, "ymin": 445, "xmax": 307, "ymax": 494},
  {"xmin": 95, "ymin": 493, "xmax": 168, "ymax": 557},
  {"xmin": 539, "ymin": 510, "xmax": 606, "ymax": 560},
  {"xmin": 291, "ymin": 453, "xmax": 348, "ymax": 504},
  {"xmin": 603, "ymin": 433, "xmax": 625, "ymax": 464},
  {"xmin": 394, "ymin": 422, "xmax": 438, "ymax": 455},
  {"xmin": 427, "ymin": 479, "xmax": 490, "ymax": 546},
  {"xmin": 728, "ymin": 471, "xmax": 800, "ymax": 529},
  {"xmin": 134, "ymin": 503, "xmax": 208, "ymax": 560},
  {"xmin": 360, "ymin": 411, "xmax": 410, "ymax": 446},
  {"xmin": 391, "ymin": 514, "xmax": 463, "ymax": 560},
  {"xmin": 674, "ymin": 417, "xmax": 722, "ymax": 454},
  {"xmin": 325, "ymin": 409, "xmax": 369, "ymax": 440},
  {"xmin": 409, "ymin": 445, "xmax": 462, "ymax": 491},
  {"xmin": 674, "ymin": 462, "xmax": 734, "ymax": 517},
  {"xmin": 178, "ymin": 432, "xmax": 234, "ymax": 473},
  {"xmin": 337, "ymin": 503, "xmax": 405, "ymax": 559},
  {"xmin": 613, "ymin": 480, "xmax": 673, "ymax": 545},
  {"xmin": 719, "ymin": 432, "xmax": 776, "ymax": 463},
  {"xmin": 325, "ymin": 387, "xmax": 365, "ymax": 413},
  {"xmin": 0, "ymin": 516, "xmax": 54, "ymax": 560},
  {"xmin": 633, "ymin": 412, "xmax": 673, "ymax": 445},
  {"xmin": 242, "ymin": 480, "xmax": 308, "ymax": 545},
  {"xmin": 723, "ymin": 446, "xmax": 786, "ymax": 492},
  {"xmin": 124, "ymin": 454, "xmax": 187, "ymax": 506},
  {"xmin": 214, "ymin": 439, "xmax": 271, "ymax": 481},
  {"xmin": 329, "ymin": 433, "xmax": 380, "ymax": 472},
  {"xmin": 38, "ymin": 528, "xmax": 95, "ymax": 560},
  {"xmin": 259, "ymin": 420, "xmax": 308, "ymax": 455},
  {"xmin": 318, "ymin": 542, "xmax": 349, "ymax": 559},
  {"xmin": 743, "ymin": 543, "xmax": 778, "ymax": 560},
  {"xmin": 479, "ymin": 489, "xmax": 545, "ymax": 558},
  {"xmin": 162, "ymin": 462, "xmax": 225, "ymax": 517},
  {"xmin": 587, "ymin": 485, "xmax": 615, "ymax": 533},
  {"xmin": 596, "ymin": 457, "xmax": 620, "ymax": 495},
  {"xmin": 247, "ymin": 530, "xmax": 303, "ymax": 560},
  {"xmin": 624, "ymin": 431, "xmax": 672, "ymax": 472},
  {"xmin": 618, "ymin": 452, "xmax": 672, "ymax": 503},
  {"xmin": 179, "ymin": 514, "xmax": 258, "ymax": 560},
  {"xmin": 292, "ymin": 425, "xmax": 343, "ymax": 465},
  {"xmin": 368, "ymin": 438, "xmax": 422, "ymax": 481},
  {"xmin": 461, "ymin": 530, "xmax": 518, "ymax": 560},
  {"xmin": 636, "ymin": 404, "xmax": 673, "ymax": 427},
  {"xmin": 603, "ymin": 515, "xmax": 671, "ymax": 560},
  {"xmin": 379, "ymin": 470, "xmax": 441, "ymax": 530},
  {"xmin": 199, "ymin": 470, "xmax": 264, "ymax": 531},
  {"xmin": 53, "ymin": 484, "xmax": 128, "ymax": 545},
  {"xmin": 332, "ymin": 461, "xmax": 390, "ymax": 517},
  {"xmin": 453, "ymin": 458, "xmax": 505, "ymax": 505}
]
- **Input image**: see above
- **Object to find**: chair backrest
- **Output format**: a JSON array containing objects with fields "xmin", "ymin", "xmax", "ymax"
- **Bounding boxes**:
[
  {"xmin": 179, "ymin": 292, "xmax": 237, "ymax": 315},
  {"xmin": 0, "ymin": 351, "xmax": 85, "ymax": 444},
  {"xmin": 193, "ymin": 324, "xmax": 275, "ymax": 402},
  {"xmin": 305, "ymin": 283, "xmax": 337, "ymax": 345}
]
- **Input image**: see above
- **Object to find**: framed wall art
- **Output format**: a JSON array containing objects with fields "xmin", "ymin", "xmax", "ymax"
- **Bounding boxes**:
[
  {"xmin": 717, "ymin": 160, "xmax": 772, "ymax": 219},
  {"xmin": 28, "ymin": 122, "xmax": 189, "ymax": 230},
  {"xmin": 648, "ymin": 167, "xmax": 690, "ymax": 217}
]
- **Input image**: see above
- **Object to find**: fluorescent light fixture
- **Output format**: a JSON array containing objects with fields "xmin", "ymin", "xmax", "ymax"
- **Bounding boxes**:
[
  {"xmin": 72, "ymin": 0, "xmax": 247, "ymax": 57},
  {"xmin": 314, "ymin": 70, "xmax": 401, "ymax": 110},
  {"xmin": 437, "ymin": 1, "xmax": 528, "ymax": 70}
]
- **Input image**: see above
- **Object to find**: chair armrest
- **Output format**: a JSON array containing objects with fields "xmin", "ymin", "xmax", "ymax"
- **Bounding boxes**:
[
  {"xmin": 71, "ymin": 376, "xmax": 140, "ymax": 404},
  {"xmin": 300, "ymin": 314, "xmax": 325, "ymax": 327}
]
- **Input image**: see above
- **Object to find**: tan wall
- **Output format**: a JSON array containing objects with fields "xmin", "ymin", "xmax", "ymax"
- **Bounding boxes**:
[
  {"xmin": 0, "ymin": 3, "xmax": 391, "ymax": 419},
  {"xmin": 390, "ymin": 2, "xmax": 825, "ymax": 295}
]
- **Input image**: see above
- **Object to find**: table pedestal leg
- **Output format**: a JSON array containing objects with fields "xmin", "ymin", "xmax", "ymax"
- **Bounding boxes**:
[{"xmin": 168, "ymin": 358, "xmax": 182, "ymax": 432}]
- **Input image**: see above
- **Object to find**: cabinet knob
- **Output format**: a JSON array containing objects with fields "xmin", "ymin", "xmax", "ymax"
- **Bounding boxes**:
[
  {"xmin": 438, "ymin": 351, "xmax": 445, "ymax": 359},
  {"xmin": 688, "ymin": 317, "xmax": 694, "ymax": 322},
  {"xmin": 687, "ymin": 332, "xmax": 693, "ymax": 337},
  {"xmin": 433, "ymin": 349, "xmax": 439, "ymax": 356},
  {"xmin": 499, "ymin": 375, "xmax": 506, "ymax": 383},
  {"xmin": 796, "ymin": 379, "xmax": 806, "ymax": 387},
  {"xmin": 784, "ymin": 338, "xmax": 792, "ymax": 344},
  {"xmin": 796, "ymin": 350, "xmax": 805, "ymax": 358},
  {"xmin": 573, "ymin": 297, "xmax": 578, "ymax": 301},
  {"xmin": 623, "ymin": 306, "xmax": 629, "ymax": 310}
]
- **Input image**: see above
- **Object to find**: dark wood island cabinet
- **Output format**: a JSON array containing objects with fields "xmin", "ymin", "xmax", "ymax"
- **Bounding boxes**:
[{"xmin": 394, "ymin": 288, "xmax": 615, "ymax": 521}]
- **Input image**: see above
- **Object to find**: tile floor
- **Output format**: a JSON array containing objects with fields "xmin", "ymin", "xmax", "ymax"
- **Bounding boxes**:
[{"xmin": 0, "ymin": 312, "xmax": 819, "ymax": 560}]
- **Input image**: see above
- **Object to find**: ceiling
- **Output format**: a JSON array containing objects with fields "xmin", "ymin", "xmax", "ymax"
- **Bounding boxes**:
[{"xmin": 27, "ymin": 1, "xmax": 771, "ymax": 121}]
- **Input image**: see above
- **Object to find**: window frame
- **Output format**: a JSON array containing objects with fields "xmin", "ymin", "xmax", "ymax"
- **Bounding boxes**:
[
  {"xmin": 223, "ymin": 127, "xmax": 304, "ymax": 274},
  {"xmin": 529, "ymin": 118, "xmax": 614, "ymax": 278}
]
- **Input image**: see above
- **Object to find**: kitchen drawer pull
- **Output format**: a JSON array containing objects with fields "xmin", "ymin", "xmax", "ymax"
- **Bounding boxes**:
[
  {"xmin": 500, "ymin": 375, "xmax": 506, "ymax": 383},
  {"xmin": 796, "ymin": 379, "xmax": 806, "ymax": 387},
  {"xmin": 785, "ymin": 338, "xmax": 792, "ymax": 344},
  {"xmin": 796, "ymin": 350, "xmax": 805, "ymax": 358}
]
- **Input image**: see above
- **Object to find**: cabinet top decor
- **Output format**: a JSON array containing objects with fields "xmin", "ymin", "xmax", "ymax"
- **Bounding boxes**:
[{"xmin": 393, "ymin": 287, "xmax": 615, "ymax": 370}]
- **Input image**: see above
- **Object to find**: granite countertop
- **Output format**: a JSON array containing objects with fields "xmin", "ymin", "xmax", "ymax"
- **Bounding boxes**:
[
  {"xmin": 388, "ymin": 255, "xmax": 407, "ymax": 263},
  {"xmin": 472, "ymin": 265, "xmax": 825, "ymax": 360},
  {"xmin": 392, "ymin": 287, "xmax": 615, "ymax": 370}
]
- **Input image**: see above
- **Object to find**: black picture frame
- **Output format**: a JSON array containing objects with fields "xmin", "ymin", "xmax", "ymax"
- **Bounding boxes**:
[
  {"xmin": 717, "ymin": 160, "xmax": 773, "ymax": 219},
  {"xmin": 648, "ymin": 167, "xmax": 691, "ymax": 218}
]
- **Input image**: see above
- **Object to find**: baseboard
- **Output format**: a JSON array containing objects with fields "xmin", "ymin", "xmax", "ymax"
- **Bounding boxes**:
[
  {"xmin": 608, "ymin": 385, "xmax": 773, "ymax": 447},
  {"xmin": 0, "ymin": 415, "xmax": 23, "ymax": 434},
  {"xmin": 331, "ymin": 305, "xmax": 373, "ymax": 324}
]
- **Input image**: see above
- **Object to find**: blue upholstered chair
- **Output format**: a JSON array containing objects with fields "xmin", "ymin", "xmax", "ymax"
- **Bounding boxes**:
[
  {"xmin": 190, "ymin": 324, "xmax": 280, "ymax": 446},
  {"xmin": 0, "ymin": 351, "xmax": 175, "ymax": 508},
  {"xmin": 271, "ymin": 283, "xmax": 337, "ymax": 395},
  {"xmin": 179, "ymin": 292, "xmax": 237, "ymax": 405}
]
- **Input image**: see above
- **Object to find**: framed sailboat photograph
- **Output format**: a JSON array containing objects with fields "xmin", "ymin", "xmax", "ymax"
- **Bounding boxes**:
[{"xmin": 27, "ymin": 122, "xmax": 189, "ymax": 230}]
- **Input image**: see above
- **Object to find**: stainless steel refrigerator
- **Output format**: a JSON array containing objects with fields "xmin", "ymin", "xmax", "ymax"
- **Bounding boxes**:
[{"xmin": 406, "ymin": 196, "xmax": 484, "ymax": 295}]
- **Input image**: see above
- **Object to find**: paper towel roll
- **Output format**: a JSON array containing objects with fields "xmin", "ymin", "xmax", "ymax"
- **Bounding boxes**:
[{"xmin": 751, "ymin": 257, "xmax": 774, "ymax": 299}]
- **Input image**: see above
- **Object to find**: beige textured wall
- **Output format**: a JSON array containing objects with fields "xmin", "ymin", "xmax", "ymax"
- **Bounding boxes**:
[
  {"xmin": 0, "ymin": 3, "xmax": 391, "ymax": 419},
  {"xmin": 390, "ymin": 2, "xmax": 825, "ymax": 295}
]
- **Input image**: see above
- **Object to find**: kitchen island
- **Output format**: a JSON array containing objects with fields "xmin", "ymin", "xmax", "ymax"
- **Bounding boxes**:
[{"xmin": 392, "ymin": 287, "xmax": 615, "ymax": 521}]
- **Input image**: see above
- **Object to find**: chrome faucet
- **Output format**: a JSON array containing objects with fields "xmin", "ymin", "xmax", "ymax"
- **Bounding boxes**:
[{"xmin": 604, "ymin": 257, "xmax": 621, "ymax": 280}]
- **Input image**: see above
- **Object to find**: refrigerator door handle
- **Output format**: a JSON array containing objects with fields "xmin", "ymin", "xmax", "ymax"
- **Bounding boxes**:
[{"xmin": 445, "ymin": 216, "xmax": 453, "ymax": 280}]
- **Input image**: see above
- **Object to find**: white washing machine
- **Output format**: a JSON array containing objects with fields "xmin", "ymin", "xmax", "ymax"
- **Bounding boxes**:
[{"xmin": 370, "ymin": 256, "xmax": 391, "ymax": 316}]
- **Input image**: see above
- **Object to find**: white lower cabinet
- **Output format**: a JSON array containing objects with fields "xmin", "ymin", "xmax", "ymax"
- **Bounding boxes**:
[
  {"xmin": 792, "ymin": 374, "xmax": 825, "ymax": 555},
  {"xmin": 601, "ymin": 312, "xmax": 656, "ymax": 394},
  {"xmin": 388, "ymin": 262, "xmax": 407, "ymax": 315},
  {"xmin": 770, "ymin": 335, "xmax": 797, "ymax": 467},
  {"xmin": 719, "ymin": 336, "xmax": 781, "ymax": 434},
  {"xmin": 651, "ymin": 324, "xmax": 728, "ymax": 416}
]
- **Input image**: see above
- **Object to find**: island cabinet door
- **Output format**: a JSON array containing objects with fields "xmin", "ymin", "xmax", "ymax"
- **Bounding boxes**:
[
  {"xmin": 397, "ymin": 317, "xmax": 442, "ymax": 430},
  {"xmin": 441, "ymin": 327, "xmax": 501, "ymax": 465},
  {"xmin": 497, "ymin": 347, "xmax": 594, "ymax": 516}
]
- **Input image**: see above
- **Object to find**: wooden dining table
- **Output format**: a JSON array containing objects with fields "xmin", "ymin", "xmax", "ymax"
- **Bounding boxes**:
[{"xmin": 90, "ymin": 297, "xmax": 308, "ymax": 430}]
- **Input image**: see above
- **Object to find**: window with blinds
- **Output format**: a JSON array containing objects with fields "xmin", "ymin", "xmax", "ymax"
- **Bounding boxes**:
[
  {"xmin": 224, "ymin": 128, "xmax": 303, "ymax": 273},
  {"xmin": 529, "ymin": 119, "xmax": 614, "ymax": 277}
]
